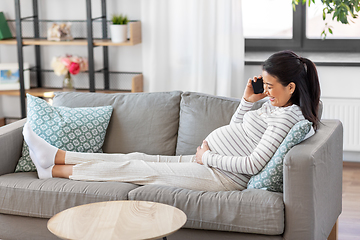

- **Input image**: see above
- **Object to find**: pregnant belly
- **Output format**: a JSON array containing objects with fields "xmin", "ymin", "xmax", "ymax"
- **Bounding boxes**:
[{"xmin": 204, "ymin": 124, "xmax": 251, "ymax": 156}]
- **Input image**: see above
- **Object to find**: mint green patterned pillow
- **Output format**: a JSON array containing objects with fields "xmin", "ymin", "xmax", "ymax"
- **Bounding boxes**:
[
  {"xmin": 247, "ymin": 120, "xmax": 312, "ymax": 192},
  {"xmin": 15, "ymin": 94, "xmax": 113, "ymax": 172}
]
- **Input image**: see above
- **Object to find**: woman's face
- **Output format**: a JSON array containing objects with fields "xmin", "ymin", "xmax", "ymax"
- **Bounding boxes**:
[{"xmin": 262, "ymin": 70, "xmax": 295, "ymax": 107}]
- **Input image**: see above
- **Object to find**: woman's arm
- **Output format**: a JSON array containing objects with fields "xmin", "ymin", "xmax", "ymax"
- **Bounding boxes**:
[
  {"xmin": 230, "ymin": 98, "xmax": 254, "ymax": 125},
  {"xmin": 231, "ymin": 77, "xmax": 267, "ymax": 124},
  {"xmin": 199, "ymin": 112, "xmax": 300, "ymax": 175}
]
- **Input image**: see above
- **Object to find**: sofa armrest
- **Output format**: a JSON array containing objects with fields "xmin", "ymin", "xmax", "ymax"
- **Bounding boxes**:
[
  {"xmin": 283, "ymin": 119, "xmax": 343, "ymax": 240},
  {"xmin": 0, "ymin": 118, "xmax": 26, "ymax": 176}
]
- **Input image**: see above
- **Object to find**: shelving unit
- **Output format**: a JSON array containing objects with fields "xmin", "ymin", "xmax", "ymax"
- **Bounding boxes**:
[{"xmin": 0, "ymin": 0, "xmax": 143, "ymax": 118}]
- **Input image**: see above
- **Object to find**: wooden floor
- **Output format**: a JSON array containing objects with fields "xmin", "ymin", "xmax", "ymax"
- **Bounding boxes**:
[{"xmin": 338, "ymin": 163, "xmax": 360, "ymax": 240}]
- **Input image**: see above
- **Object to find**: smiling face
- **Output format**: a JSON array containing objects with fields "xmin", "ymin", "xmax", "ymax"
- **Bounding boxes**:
[{"xmin": 262, "ymin": 70, "xmax": 295, "ymax": 107}]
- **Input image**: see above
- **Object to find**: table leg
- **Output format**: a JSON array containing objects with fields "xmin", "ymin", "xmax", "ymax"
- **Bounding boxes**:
[{"xmin": 163, "ymin": 237, "xmax": 167, "ymax": 240}]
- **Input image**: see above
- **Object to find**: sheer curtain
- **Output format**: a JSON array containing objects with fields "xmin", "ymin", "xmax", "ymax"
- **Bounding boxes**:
[{"xmin": 141, "ymin": 0, "xmax": 244, "ymax": 98}]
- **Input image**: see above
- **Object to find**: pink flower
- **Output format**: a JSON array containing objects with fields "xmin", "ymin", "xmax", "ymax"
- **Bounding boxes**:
[
  {"xmin": 61, "ymin": 57, "xmax": 71, "ymax": 67},
  {"xmin": 68, "ymin": 62, "xmax": 80, "ymax": 75},
  {"xmin": 71, "ymin": 56, "xmax": 81, "ymax": 63}
]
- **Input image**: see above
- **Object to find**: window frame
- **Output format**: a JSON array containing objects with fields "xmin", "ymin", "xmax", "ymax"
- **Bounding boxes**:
[{"xmin": 245, "ymin": 4, "xmax": 360, "ymax": 52}]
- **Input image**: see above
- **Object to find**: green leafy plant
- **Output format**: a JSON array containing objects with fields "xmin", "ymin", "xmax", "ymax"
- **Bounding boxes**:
[
  {"xmin": 111, "ymin": 14, "xmax": 129, "ymax": 25},
  {"xmin": 293, "ymin": 0, "xmax": 360, "ymax": 38}
]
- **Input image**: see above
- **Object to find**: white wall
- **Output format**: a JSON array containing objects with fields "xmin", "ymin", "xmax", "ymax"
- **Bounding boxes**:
[{"xmin": 0, "ymin": 95, "xmax": 21, "ymax": 118}]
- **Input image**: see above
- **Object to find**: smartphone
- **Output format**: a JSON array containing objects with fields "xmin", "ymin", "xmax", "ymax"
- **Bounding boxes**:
[{"xmin": 251, "ymin": 77, "xmax": 264, "ymax": 94}]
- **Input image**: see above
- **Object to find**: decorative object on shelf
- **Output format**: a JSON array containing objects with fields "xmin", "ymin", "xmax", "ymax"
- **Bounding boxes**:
[
  {"xmin": 0, "ymin": 63, "xmax": 30, "ymax": 90},
  {"xmin": 51, "ymin": 55, "xmax": 88, "ymax": 91},
  {"xmin": 47, "ymin": 23, "xmax": 73, "ymax": 41},
  {"xmin": 110, "ymin": 14, "xmax": 129, "ymax": 43},
  {"xmin": 0, "ymin": 12, "xmax": 12, "ymax": 40}
]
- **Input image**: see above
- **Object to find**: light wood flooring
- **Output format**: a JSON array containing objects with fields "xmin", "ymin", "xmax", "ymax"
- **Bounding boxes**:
[{"xmin": 338, "ymin": 163, "xmax": 360, "ymax": 240}]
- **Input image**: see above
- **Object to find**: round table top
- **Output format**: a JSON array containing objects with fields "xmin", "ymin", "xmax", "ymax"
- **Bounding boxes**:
[{"xmin": 47, "ymin": 200, "xmax": 187, "ymax": 240}]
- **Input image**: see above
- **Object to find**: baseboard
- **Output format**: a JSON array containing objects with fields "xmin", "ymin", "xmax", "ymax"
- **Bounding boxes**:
[
  {"xmin": 343, "ymin": 151, "xmax": 360, "ymax": 163},
  {"xmin": 0, "ymin": 118, "xmax": 5, "ymax": 127},
  {"xmin": 343, "ymin": 161, "xmax": 360, "ymax": 168}
]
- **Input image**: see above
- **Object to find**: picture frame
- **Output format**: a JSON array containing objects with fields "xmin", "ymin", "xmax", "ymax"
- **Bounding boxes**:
[{"xmin": 0, "ymin": 63, "xmax": 30, "ymax": 90}]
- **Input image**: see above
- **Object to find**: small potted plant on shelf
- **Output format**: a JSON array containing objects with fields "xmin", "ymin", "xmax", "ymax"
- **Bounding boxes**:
[
  {"xmin": 110, "ymin": 14, "xmax": 129, "ymax": 43},
  {"xmin": 51, "ymin": 55, "xmax": 88, "ymax": 91}
]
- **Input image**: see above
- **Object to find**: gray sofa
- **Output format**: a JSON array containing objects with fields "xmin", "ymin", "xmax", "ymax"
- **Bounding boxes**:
[{"xmin": 0, "ymin": 91, "xmax": 343, "ymax": 240}]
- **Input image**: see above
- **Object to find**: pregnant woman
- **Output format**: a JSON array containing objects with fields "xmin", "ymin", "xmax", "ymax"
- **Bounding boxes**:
[{"xmin": 23, "ymin": 50, "xmax": 320, "ymax": 191}]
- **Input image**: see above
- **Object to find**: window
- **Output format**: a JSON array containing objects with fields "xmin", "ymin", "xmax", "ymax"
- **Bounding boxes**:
[
  {"xmin": 242, "ymin": 0, "xmax": 293, "ymax": 39},
  {"xmin": 306, "ymin": 0, "xmax": 360, "ymax": 39},
  {"xmin": 243, "ymin": 1, "xmax": 360, "ymax": 52}
]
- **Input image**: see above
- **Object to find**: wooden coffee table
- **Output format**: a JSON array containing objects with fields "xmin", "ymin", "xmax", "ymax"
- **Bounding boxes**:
[{"xmin": 47, "ymin": 200, "xmax": 187, "ymax": 240}]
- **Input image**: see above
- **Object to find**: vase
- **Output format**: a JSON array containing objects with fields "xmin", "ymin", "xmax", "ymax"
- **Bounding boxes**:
[
  {"xmin": 110, "ymin": 24, "xmax": 127, "ymax": 43},
  {"xmin": 62, "ymin": 72, "xmax": 75, "ymax": 91}
]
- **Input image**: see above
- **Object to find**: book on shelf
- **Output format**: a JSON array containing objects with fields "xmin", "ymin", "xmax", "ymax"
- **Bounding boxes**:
[{"xmin": 0, "ymin": 12, "xmax": 12, "ymax": 40}]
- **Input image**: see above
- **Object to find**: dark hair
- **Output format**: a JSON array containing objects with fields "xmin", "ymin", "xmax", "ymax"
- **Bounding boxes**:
[{"xmin": 262, "ymin": 50, "xmax": 321, "ymax": 130}]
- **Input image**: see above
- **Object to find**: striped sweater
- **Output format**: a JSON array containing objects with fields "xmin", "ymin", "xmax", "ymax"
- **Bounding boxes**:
[{"xmin": 203, "ymin": 98, "xmax": 305, "ymax": 189}]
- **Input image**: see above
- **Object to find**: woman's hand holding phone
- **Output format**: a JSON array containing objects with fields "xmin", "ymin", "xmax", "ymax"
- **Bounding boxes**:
[{"xmin": 243, "ymin": 76, "xmax": 267, "ymax": 103}]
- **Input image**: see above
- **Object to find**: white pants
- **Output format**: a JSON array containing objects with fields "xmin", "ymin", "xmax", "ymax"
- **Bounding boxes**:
[{"xmin": 65, "ymin": 152, "xmax": 240, "ymax": 191}]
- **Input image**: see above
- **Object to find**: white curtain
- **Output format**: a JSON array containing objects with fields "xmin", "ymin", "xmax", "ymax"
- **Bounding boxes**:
[{"xmin": 141, "ymin": 0, "xmax": 244, "ymax": 98}]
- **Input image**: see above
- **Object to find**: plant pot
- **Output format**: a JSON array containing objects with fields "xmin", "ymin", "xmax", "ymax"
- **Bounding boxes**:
[{"xmin": 110, "ymin": 24, "xmax": 127, "ymax": 43}]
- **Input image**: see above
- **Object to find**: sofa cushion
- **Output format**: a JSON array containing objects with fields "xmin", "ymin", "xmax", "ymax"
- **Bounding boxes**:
[
  {"xmin": 247, "ymin": 120, "xmax": 312, "ymax": 192},
  {"xmin": 128, "ymin": 185, "xmax": 284, "ymax": 235},
  {"xmin": 0, "ymin": 172, "xmax": 139, "ymax": 218},
  {"xmin": 16, "ymin": 94, "xmax": 113, "ymax": 172},
  {"xmin": 53, "ymin": 91, "xmax": 182, "ymax": 155},
  {"xmin": 176, "ymin": 92, "xmax": 240, "ymax": 155}
]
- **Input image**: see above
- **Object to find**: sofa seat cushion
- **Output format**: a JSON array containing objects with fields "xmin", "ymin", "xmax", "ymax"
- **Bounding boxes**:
[
  {"xmin": 53, "ymin": 91, "xmax": 182, "ymax": 155},
  {"xmin": 128, "ymin": 185, "xmax": 284, "ymax": 235},
  {"xmin": 0, "ymin": 172, "xmax": 139, "ymax": 218}
]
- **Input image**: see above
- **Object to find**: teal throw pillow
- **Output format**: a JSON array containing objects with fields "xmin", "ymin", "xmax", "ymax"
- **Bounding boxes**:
[
  {"xmin": 247, "ymin": 120, "xmax": 312, "ymax": 192},
  {"xmin": 15, "ymin": 94, "xmax": 113, "ymax": 172}
]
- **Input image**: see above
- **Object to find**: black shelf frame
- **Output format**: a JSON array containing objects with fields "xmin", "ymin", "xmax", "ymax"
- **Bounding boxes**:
[{"xmin": 13, "ymin": 0, "xmax": 118, "ymax": 118}]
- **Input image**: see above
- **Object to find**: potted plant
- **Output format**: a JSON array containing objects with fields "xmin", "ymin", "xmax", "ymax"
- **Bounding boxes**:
[{"xmin": 110, "ymin": 14, "xmax": 129, "ymax": 43}]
